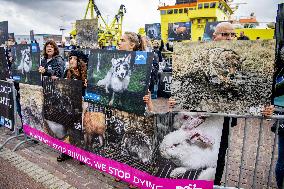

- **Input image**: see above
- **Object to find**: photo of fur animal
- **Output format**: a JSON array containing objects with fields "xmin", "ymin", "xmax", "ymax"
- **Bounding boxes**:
[
  {"xmin": 42, "ymin": 77, "xmax": 84, "ymax": 147},
  {"xmin": 19, "ymin": 83, "xmax": 44, "ymax": 131},
  {"xmin": 11, "ymin": 44, "xmax": 41, "ymax": 85},
  {"xmin": 80, "ymin": 104, "xmax": 156, "ymax": 173},
  {"xmin": 145, "ymin": 23, "xmax": 161, "ymax": 40},
  {"xmin": 86, "ymin": 49, "xmax": 153, "ymax": 115},
  {"xmin": 154, "ymin": 112, "xmax": 224, "ymax": 180},
  {"xmin": 172, "ymin": 40, "xmax": 275, "ymax": 114},
  {"xmin": 168, "ymin": 22, "xmax": 191, "ymax": 41},
  {"xmin": 76, "ymin": 19, "xmax": 98, "ymax": 48}
]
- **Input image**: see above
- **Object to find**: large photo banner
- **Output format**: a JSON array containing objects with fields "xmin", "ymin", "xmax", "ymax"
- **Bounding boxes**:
[
  {"xmin": 85, "ymin": 49, "xmax": 153, "ymax": 115},
  {"xmin": 11, "ymin": 44, "xmax": 41, "ymax": 85},
  {"xmin": 145, "ymin": 23, "xmax": 161, "ymax": 40},
  {"xmin": 42, "ymin": 77, "xmax": 83, "ymax": 147},
  {"xmin": 76, "ymin": 19, "xmax": 98, "ymax": 48},
  {"xmin": 0, "ymin": 21, "xmax": 8, "ymax": 45},
  {"xmin": 168, "ymin": 22, "xmax": 191, "ymax": 41},
  {"xmin": 0, "ymin": 47, "xmax": 10, "ymax": 80},
  {"xmin": 19, "ymin": 83, "xmax": 44, "ymax": 131},
  {"xmin": 80, "ymin": 105, "xmax": 157, "ymax": 173},
  {"xmin": 172, "ymin": 40, "xmax": 275, "ymax": 114},
  {"xmin": 0, "ymin": 80, "xmax": 14, "ymax": 129},
  {"xmin": 154, "ymin": 113, "xmax": 223, "ymax": 181}
]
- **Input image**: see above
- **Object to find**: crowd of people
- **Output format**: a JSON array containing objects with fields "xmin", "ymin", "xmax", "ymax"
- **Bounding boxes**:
[{"xmin": 1, "ymin": 23, "xmax": 283, "ymax": 189}]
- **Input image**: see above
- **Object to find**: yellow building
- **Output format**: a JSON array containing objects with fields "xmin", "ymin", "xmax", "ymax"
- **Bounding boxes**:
[{"xmin": 158, "ymin": 0, "xmax": 274, "ymax": 42}]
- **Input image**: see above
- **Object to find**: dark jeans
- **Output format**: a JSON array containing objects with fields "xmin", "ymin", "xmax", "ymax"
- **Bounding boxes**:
[{"xmin": 276, "ymin": 134, "xmax": 284, "ymax": 189}]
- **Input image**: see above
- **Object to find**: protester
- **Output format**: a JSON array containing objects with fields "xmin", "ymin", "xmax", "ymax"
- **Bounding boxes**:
[
  {"xmin": 115, "ymin": 31, "xmax": 148, "ymax": 187},
  {"xmin": 38, "ymin": 40, "xmax": 64, "ymax": 79},
  {"xmin": 57, "ymin": 50, "xmax": 88, "ymax": 162},
  {"xmin": 273, "ymin": 43, "xmax": 284, "ymax": 189},
  {"xmin": 237, "ymin": 31, "xmax": 250, "ymax": 40}
]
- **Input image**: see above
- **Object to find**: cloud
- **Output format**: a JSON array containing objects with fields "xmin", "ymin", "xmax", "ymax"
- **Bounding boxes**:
[{"xmin": 0, "ymin": 0, "xmax": 281, "ymax": 36}]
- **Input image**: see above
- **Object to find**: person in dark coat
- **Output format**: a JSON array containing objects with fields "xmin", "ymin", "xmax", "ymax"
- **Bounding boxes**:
[
  {"xmin": 237, "ymin": 31, "xmax": 250, "ymax": 40},
  {"xmin": 38, "ymin": 40, "xmax": 64, "ymax": 79}
]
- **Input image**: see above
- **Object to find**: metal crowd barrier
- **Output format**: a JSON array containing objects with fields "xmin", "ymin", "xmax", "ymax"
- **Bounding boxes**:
[
  {"xmin": 216, "ymin": 113, "xmax": 283, "ymax": 189},
  {"xmin": 0, "ymin": 80, "xmax": 36, "ymax": 151}
]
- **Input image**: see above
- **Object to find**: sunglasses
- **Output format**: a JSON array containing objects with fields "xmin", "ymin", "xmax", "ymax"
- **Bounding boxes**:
[{"xmin": 218, "ymin": 32, "xmax": 236, "ymax": 37}]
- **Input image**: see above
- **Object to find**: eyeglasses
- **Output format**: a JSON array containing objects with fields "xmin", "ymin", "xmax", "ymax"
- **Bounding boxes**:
[{"xmin": 218, "ymin": 32, "xmax": 236, "ymax": 37}]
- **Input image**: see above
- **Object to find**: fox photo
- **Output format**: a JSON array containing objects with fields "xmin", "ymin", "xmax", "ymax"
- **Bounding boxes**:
[
  {"xmin": 86, "ymin": 49, "xmax": 153, "ymax": 115},
  {"xmin": 11, "ymin": 44, "xmax": 41, "ymax": 85},
  {"xmin": 172, "ymin": 40, "xmax": 275, "ymax": 115}
]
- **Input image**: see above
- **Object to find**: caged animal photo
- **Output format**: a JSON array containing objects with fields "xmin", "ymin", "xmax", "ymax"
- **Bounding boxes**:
[
  {"xmin": 42, "ymin": 77, "xmax": 84, "ymax": 147},
  {"xmin": 11, "ymin": 44, "xmax": 41, "ymax": 85},
  {"xmin": 172, "ymin": 40, "xmax": 275, "ymax": 115},
  {"xmin": 154, "ymin": 112, "xmax": 224, "ymax": 180},
  {"xmin": 86, "ymin": 49, "xmax": 152, "ymax": 115},
  {"xmin": 81, "ymin": 105, "xmax": 156, "ymax": 173}
]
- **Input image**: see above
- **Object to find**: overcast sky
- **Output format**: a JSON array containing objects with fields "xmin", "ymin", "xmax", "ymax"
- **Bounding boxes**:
[{"xmin": 0, "ymin": 0, "xmax": 283, "ymax": 36}]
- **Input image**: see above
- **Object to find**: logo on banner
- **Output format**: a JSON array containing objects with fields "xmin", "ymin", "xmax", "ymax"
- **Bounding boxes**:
[
  {"xmin": 176, "ymin": 184, "xmax": 202, "ymax": 189},
  {"xmin": 13, "ymin": 76, "xmax": 21, "ymax": 81},
  {"xmin": 135, "ymin": 52, "xmax": 147, "ymax": 64},
  {"xmin": 84, "ymin": 92, "xmax": 101, "ymax": 101},
  {"xmin": 0, "ymin": 116, "xmax": 12, "ymax": 129}
]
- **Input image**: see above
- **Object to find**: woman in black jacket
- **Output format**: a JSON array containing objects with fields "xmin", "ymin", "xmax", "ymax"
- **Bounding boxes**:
[{"xmin": 38, "ymin": 40, "xmax": 64, "ymax": 79}]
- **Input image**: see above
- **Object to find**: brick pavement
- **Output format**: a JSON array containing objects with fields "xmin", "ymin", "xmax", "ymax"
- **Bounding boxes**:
[
  {"xmin": 222, "ymin": 118, "xmax": 279, "ymax": 189},
  {"xmin": 0, "ymin": 127, "xmax": 129, "ymax": 189}
]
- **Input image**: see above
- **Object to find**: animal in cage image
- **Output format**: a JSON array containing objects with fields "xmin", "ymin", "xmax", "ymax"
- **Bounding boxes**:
[
  {"xmin": 154, "ymin": 112, "xmax": 224, "ymax": 180},
  {"xmin": 81, "ymin": 105, "xmax": 156, "ymax": 173},
  {"xmin": 172, "ymin": 40, "xmax": 275, "ymax": 114},
  {"xmin": 86, "ymin": 49, "xmax": 152, "ymax": 115}
]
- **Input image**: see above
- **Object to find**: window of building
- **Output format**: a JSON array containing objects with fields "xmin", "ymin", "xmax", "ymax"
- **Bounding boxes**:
[
  {"xmin": 179, "ymin": 9, "xmax": 183, "ymax": 13},
  {"xmin": 167, "ymin": 9, "xmax": 173, "ymax": 14},
  {"xmin": 174, "ymin": 9, "xmax": 178, "ymax": 14},
  {"xmin": 198, "ymin": 3, "xmax": 203, "ymax": 9},
  {"xmin": 160, "ymin": 10, "xmax": 166, "ymax": 15},
  {"xmin": 218, "ymin": 3, "xmax": 223, "ymax": 9},
  {"xmin": 184, "ymin": 8, "xmax": 188, "ymax": 13},
  {"xmin": 206, "ymin": 19, "xmax": 209, "ymax": 23},
  {"xmin": 189, "ymin": 7, "xmax": 194, "ymax": 10},
  {"xmin": 197, "ymin": 19, "xmax": 201, "ymax": 24},
  {"xmin": 204, "ymin": 3, "xmax": 209, "ymax": 8},
  {"xmin": 210, "ymin": 2, "xmax": 216, "ymax": 8}
]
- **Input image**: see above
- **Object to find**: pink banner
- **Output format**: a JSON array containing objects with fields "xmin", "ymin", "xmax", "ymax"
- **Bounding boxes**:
[{"xmin": 24, "ymin": 124, "xmax": 213, "ymax": 189}]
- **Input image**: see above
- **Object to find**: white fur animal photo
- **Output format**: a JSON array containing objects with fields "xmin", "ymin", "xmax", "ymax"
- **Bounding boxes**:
[
  {"xmin": 154, "ymin": 112, "xmax": 224, "ymax": 180},
  {"xmin": 11, "ymin": 44, "xmax": 41, "ymax": 85},
  {"xmin": 86, "ymin": 49, "xmax": 153, "ymax": 115}
]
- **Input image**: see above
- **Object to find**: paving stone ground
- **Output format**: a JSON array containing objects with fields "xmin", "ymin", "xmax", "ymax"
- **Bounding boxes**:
[{"xmin": 0, "ymin": 127, "xmax": 129, "ymax": 189}]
